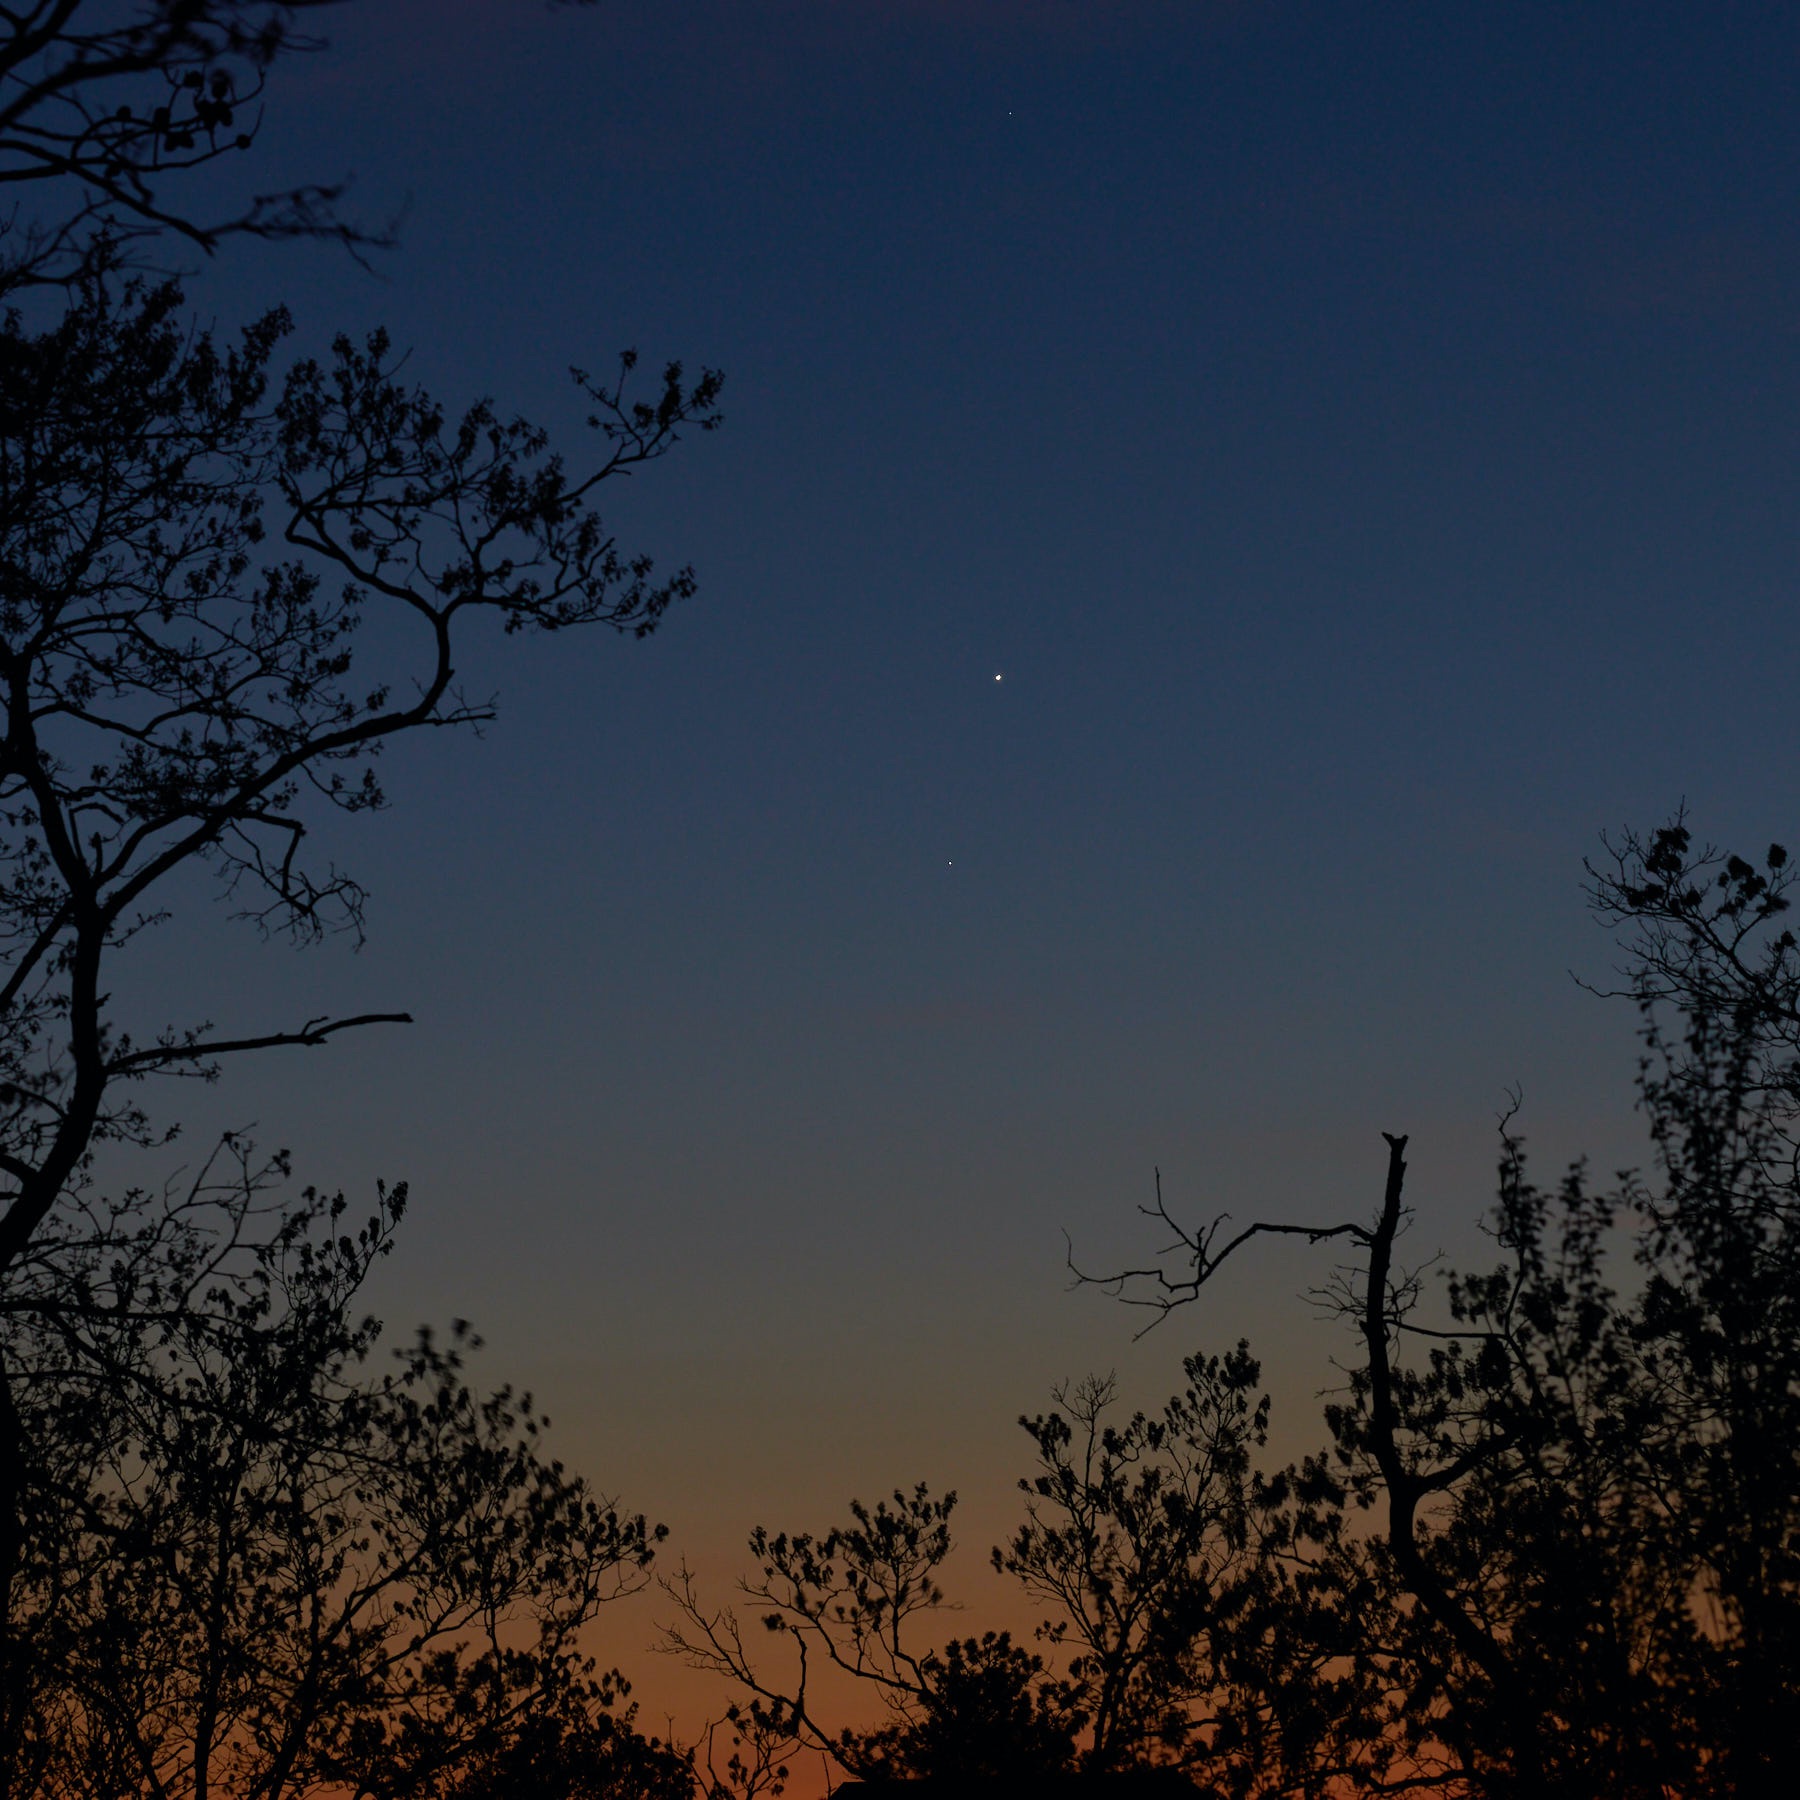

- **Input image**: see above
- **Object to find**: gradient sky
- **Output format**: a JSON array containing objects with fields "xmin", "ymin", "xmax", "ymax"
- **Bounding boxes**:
[{"xmin": 133, "ymin": 0, "xmax": 1799, "ymax": 1752}]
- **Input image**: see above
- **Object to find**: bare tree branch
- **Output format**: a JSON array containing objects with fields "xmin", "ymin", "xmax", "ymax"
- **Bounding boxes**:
[
  {"xmin": 107, "ymin": 1009, "xmax": 411, "ymax": 1073},
  {"xmin": 1067, "ymin": 1163, "xmax": 1375, "ymax": 1334}
]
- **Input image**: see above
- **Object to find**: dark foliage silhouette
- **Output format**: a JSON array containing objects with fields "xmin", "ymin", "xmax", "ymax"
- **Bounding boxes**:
[
  {"xmin": 0, "ymin": 271, "xmax": 716, "ymax": 1264},
  {"xmin": 665, "ymin": 1485, "xmax": 971, "ymax": 1783},
  {"xmin": 1076, "ymin": 815, "xmax": 1800, "ymax": 1796},
  {"xmin": 0, "ymin": 270, "xmax": 717, "ymax": 1731},
  {"xmin": 440, "ymin": 1683, "xmax": 696, "ymax": 1800},
  {"xmin": 1, "ymin": 1143, "xmax": 678, "ymax": 1797},
  {"xmin": 664, "ymin": 1358, "xmax": 1329, "ymax": 1796},
  {"xmin": 842, "ymin": 1633, "xmax": 1084, "ymax": 1787},
  {"xmin": 0, "ymin": 1, "xmax": 608, "ymax": 293},
  {"xmin": 683, "ymin": 819, "xmax": 1800, "ymax": 1794},
  {"xmin": 832, "ymin": 1776, "xmax": 1204, "ymax": 1800},
  {"xmin": 2, "ymin": 4, "xmax": 719, "ymax": 1790},
  {"xmin": 997, "ymin": 1355, "xmax": 1271, "ymax": 1774}
]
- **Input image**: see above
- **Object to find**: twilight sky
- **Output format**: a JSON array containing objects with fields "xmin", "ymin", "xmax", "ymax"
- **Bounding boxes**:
[{"xmin": 141, "ymin": 0, "xmax": 1797, "ymax": 1742}]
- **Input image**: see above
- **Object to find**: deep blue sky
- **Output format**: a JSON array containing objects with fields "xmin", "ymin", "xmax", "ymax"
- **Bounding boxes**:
[{"xmin": 145, "ymin": 0, "xmax": 1798, "ymax": 1731}]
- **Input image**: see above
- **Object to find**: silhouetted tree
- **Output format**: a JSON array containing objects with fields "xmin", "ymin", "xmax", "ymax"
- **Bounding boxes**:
[
  {"xmin": 3, "ymin": 1143, "xmax": 676, "ymax": 1798},
  {"xmin": 664, "ymin": 1486, "xmax": 971, "ymax": 1781},
  {"xmin": 1584, "ymin": 819, "xmax": 1800, "ymax": 1796},
  {"xmin": 3, "ymin": 5, "xmax": 719, "ymax": 1793},
  {"xmin": 843, "ymin": 1633, "xmax": 1083, "ymax": 1787},
  {"xmin": 664, "ymin": 1360, "xmax": 1332, "ymax": 1796},
  {"xmin": 440, "ymin": 1683, "xmax": 696, "ymax": 1800},
  {"xmin": 1078, "ymin": 815, "xmax": 1800, "ymax": 1797},
  {"xmin": 997, "ymin": 1353, "xmax": 1268, "ymax": 1774},
  {"xmin": 666, "ymin": 1489, "xmax": 1089, "ymax": 1786},
  {"xmin": 832, "ymin": 1778, "xmax": 1204, "ymax": 1800},
  {"xmin": 691, "ymin": 1699, "xmax": 815, "ymax": 1800},
  {"xmin": 1, "ymin": 0, "xmax": 350, "ymax": 293},
  {"xmin": 0, "ymin": 269, "xmax": 716, "ymax": 1249},
  {"xmin": 0, "ymin": 2, "xmax": 611, "ymax": 294},
  {"xmin": 0, "ymin": 268, "xmax": 716, "ymax": 1736},
  {"xmin": 1, "ymin": 11, "xmax": 718, "ymax": 1289}
]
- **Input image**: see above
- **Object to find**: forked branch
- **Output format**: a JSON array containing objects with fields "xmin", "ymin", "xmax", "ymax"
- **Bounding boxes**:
[
  {"xmin": 1067, "ymin": 1162, "xmax": 1376, "ymax": 1334},
  {"xmin": 107, "ymin": 1011, "xmax": 414, "ymax": 1075}
]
